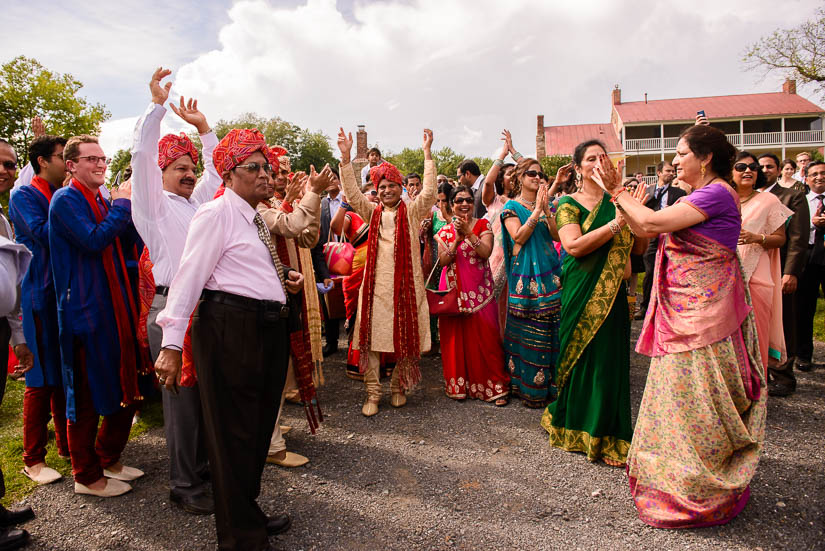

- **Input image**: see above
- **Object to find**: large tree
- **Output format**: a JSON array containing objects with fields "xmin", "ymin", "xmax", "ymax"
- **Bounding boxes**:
[
  {"xmin": 212, "ymin": 113, "xmax": 337, "ymax": 172},
  {"xmin": 743, "ymin": 9, "xmax": 825, "ymax": 95},
  {"xmin": 0, "ymin": 56, "xmax": 110, "ymax": 160}
]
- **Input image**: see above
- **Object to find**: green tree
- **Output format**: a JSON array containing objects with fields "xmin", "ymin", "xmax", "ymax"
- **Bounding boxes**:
[
  {"xmin": 0, "ymin": 56, "xmax": 110, "ymax": 160},
  {"xmin": 385, "ymin": 147, "xmax": 425, "ymax": 175},
  {"xmin": 107, "ymin": 149, "xmax": 132, "ymax": 186},
  {"xmin": 432, "ymin": 147, "xmax": 466, "ymax": 178},
  {"xmin": 540, "ymin": 155, "xmax": 573, "ymax": 180},
  {"xmin": 743, "ymin": 8, "xmax": 825, "ymax": 96},
  {"xmin": 212, "ymin": 113, "xmax": 336, "ymax": 172},
  {"xmin": 472, "ymin": 157, "xmax": 494, "ymax": 176}
]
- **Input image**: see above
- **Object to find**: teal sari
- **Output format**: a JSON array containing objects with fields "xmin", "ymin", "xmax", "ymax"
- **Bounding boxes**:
[
  {"xmin": 500, "ymin": 200, "xmax": 562, "ymax": 407},
  {"xmin": 541, "ymin": 193, "xmax": 633, "ymax": 463}
]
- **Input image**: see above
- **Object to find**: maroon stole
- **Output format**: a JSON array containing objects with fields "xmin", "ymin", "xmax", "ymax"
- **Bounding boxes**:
[
  {"xmin": 70, "ymin": 179, "xmax": 142, "ymax": 406},
  {"xmin": 357, "ymin": 200, "xmax": 421, "ymax": 390}
]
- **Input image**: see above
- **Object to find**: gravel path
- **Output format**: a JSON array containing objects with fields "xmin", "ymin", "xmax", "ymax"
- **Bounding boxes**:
[{"xmin": 13, "ymin": 321, "xmax": 825, "ymax": 550}]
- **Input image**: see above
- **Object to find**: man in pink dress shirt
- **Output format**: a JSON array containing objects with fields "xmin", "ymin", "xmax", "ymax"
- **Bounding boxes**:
[{"xmin": 154, "ymin": 128, "xmax": 314, "ymax": 551}]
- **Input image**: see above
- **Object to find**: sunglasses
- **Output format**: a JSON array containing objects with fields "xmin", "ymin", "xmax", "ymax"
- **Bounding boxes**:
[
  {"xmin": 524, "ymin": 169, "xmax": 547, "ymax": 180},
  {"xmin": 234, "ymin": 162, "xmax": 274, "ymax": 174},
  {"xmin": 0, "ymin": 160, "xmax": 17, "ymax": 171},
  {"xmin": 453, "ymin": 197, "xmax": 473, "ymax": 204},
  {"xmin": 734, "ymin": 162, "xmax": 759, "ymax": 172}
]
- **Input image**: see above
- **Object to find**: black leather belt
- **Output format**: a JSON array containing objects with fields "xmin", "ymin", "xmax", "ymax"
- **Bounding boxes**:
[
  {"xmin": 155, "ymin": 286, "xmax": 170, "ymax": 296},
  {"xmin": 202, "ymin": 289, "xmax": 289, "ymax": 320}
]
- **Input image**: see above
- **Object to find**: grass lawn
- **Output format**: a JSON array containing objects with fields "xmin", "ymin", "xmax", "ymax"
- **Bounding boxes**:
[{"xmin": 0, "ymin": 380, "xmax": 163, "ymax": 506}]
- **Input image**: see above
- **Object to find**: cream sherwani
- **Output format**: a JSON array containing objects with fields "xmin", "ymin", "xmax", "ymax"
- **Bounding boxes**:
[{"xmin": 340, "ymin": 160, "xmax": 437, "ymax": 353}]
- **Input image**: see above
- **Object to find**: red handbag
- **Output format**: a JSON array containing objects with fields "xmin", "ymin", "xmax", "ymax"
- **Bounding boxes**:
[
  {"xmin": 323, "ymin": 229, "xmax": 355, "ymax": 276},
  {"xmin": 425, "ymin": 262, "xmax": 462, "ymax": 316}
]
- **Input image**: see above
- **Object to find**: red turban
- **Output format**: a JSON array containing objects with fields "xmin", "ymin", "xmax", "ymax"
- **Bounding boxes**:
[
  {"xmin": 212, "ymin": 128, "xmax": 279, "ymax": 174},
  {"xmin": 267, "ymin": 145, "xmax": 287, "ymax": 169},
  {"xmin": 157, "ymin": 133, "xmax": 198, "ymax": 170},
  {"xmin": 369, "ymin": 161, "xmax": 403, "ymax": 190}
]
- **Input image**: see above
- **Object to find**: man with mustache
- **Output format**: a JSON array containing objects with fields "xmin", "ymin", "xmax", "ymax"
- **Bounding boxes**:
[{"xmin": 130, "ymin": 67, "xmax": 223, "ymax": 514}]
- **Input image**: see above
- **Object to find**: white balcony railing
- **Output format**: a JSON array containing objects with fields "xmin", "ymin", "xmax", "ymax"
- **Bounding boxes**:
[{"xmin": 623, "ymin": 129, "xmax": 824, "ymax": 153}]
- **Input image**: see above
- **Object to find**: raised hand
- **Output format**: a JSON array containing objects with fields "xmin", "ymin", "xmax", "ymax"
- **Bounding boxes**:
[
  {"xmin": 593, "ymin": 153, "xmax": 622, "ymax": 194},
  {"xmin": 111, "ymin": 178, "xmax": 132, "ymax": 200},
  {"xmin": 150, "ymin": 67, "xmax": 173, "ymax": 105},
  {"xmin": 631, "ymin": 179, "xmax": 649, "ymax": 203},
  {"xmin": 31, "ymin": 116, "xmax": 45, "ymax": 138},
  {"xmin": 535, "ymin": 184, "xmax": 548, "ymax": 215},
  {"xmin": 502, "ymin": 129, "xmax": 515, "ymax": 155},
  {"xmin": 170, "ymin": 96, "xmax": 210, "ymax": 134},
  {"xmin": 550, "ymin": 162, "xmax": 574, "ymax": 195},
  {"xmin": 337, "ymin": 128, "xmax": 353, "ymax": 164},
  {"xmin": 285, "ymin": 171, "xmax": 306, "ymax": 204},
  {"xmin": 309, "ymin": 164, "xmax": 334, "ymax": 194},
  {"xmin": 498, "ymin": 128, "xmax": 515, "ymax": 161},
  {"xmin": 695, "ymin": 114, "xmax": 710, "ymax": 126}
]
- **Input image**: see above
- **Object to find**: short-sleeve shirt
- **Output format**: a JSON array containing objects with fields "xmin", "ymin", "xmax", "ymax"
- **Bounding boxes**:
[{"xmin": 680, "ymin": 182, "xmax": 741, "ymax": 251}]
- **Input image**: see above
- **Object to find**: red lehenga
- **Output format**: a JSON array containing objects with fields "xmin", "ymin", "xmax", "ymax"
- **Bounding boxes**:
[{"xmin": 436, "ymin": 219, "xmax": 509, "ymax": 401}]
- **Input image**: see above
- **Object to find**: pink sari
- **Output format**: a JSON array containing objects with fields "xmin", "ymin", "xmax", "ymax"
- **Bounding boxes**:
[
  {"xmin": 737, "ymin": 192, "xmax": 792, "ymax": 368},
  {"xmin": 629, "ymin": 222, "xmax": 766, "ymax": 529},
  {"xmin": 437, "ymin": 219, "xmax": 509, "ymax": 401}
]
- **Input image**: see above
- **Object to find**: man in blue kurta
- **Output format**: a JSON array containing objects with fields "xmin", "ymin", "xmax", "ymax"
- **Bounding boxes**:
[
  {"xmin": 49, "ymin": 134, "xmax": 145, "ymax": 498},
  {"xmin": 9, "ymin": 135, "xmax": 70, "ymax": 486}
]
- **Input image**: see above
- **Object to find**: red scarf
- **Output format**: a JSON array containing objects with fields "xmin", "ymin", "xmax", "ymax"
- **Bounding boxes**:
[
  {"xmin": 31, "ymin": 175, "xmax": 54, "ymax": 202},
  {"xmin": 70, "ymin": 179, "xmax": 142, "ymax": 406},
  {"xmin": 358, "ymin": 200, "xmax": 421, "ymax": 390}
]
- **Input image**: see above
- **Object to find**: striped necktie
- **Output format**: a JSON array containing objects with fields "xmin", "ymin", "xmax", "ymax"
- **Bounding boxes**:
[{"xmin": 253, "ymin": 212, "xmax": 288, "ymax": 291}]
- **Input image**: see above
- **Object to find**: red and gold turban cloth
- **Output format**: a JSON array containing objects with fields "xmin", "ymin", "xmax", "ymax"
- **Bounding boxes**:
[
  {"xmin": 212, "ymin": 128, "xmax": 278, "ymax": 174},
  {"xmin": 157, "ymin": 133, "xmax": 199, "ymax": 170},
  {"xmin": 369, "ymin": 161, "xmax": 403, "ymax": 190}
]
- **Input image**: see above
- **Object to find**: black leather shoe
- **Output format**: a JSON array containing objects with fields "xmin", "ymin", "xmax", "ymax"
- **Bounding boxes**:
[
  {"xmin": 0, "ymin": 527, "xmax": 29, "ymax": 550},
  {"xmin": 768, "ymin": 381, "xmax": 795, "ymax": 397},
  {"xmin": 0, "ymin": 506, "xmax": 34, "ymax": 527},
  {"xmin": 322, "ymin": 344, "xmax": 338, "ymax": 357},
  {"xmin": 795, "ymin": 359, "xmax": 813, "ymax": 372},
  {"xmin": 170, "ymin": 491, "xmax": 214, "ymax": 515},
  {"xmin": 266, "ymin": 513, "xmax": 292, "ymax": 535}
]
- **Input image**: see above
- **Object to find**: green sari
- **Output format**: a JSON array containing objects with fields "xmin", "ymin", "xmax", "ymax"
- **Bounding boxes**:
[{"xmin": 540, "ymin": 193, "xmax": 634, "ymax": 463}]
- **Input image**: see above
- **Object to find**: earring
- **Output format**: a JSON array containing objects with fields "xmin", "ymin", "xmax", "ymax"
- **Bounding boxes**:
[{"xmin": 701, "ymin": 164, "xmax": 706, "ymax": 178}]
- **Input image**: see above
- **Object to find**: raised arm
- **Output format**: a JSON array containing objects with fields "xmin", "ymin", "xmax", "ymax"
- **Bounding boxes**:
[
  {"xmin": 131, "ymin": 68, "xmax": 173, "ymax": 224},
  {"xmin": 169, "ymin": 95, "xmax": 221, "ymax": 205},
  {"xmin": 411, "ymin": 129, "xmax": 437, "ymax": 220},
  {"xmin": 482, "ymin": 130, "xmax": 511, "ymax": 208},
  {"xmin": 337, "ymin": 127, "xmax": 374, "ymax": 222}
]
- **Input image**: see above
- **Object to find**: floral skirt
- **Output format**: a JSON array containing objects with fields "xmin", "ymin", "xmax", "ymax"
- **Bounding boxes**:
[{"xmin": 503, "ymin": 300, "xmax": 560, "ymax": 407}]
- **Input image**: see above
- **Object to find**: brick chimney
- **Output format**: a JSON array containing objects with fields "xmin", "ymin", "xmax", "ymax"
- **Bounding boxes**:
[
  {"xmin": 782, "ymin": 79, "xmax": 797, "ymax": 94},
  {"xmin": 536, "ymin": 115, "xmax": 546, "ymax": 160},
  {"xmin": 353, "ymin": 125, "xmax": 368, "ymax": 184},
  {"xmin": 612, "ymin": 84, "xmax": 621, "ymax": 105}
]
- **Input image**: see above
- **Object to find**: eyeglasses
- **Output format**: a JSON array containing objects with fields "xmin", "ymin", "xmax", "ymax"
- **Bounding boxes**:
[
  {"xmin": 234, "ymin": 162, "xmax": 274, "ymax": 174},
  {"xmin": 453, "ymin": 197, "xmax": 473, "ymax": 204},
  {"xmin": 808, "ymin": 170, "xmax": 825, "ymax": 179},
  {"xmin": 367, "ymin": 190, "xmax": 377, "ymax": 196},
  {"xmin": 76, "ymin": 155, "xmax": 110, "ymax": 165},
  {"xmin": 0, "ymin": 160, "xmax": 17, "ymax": 171},
  {"xmin": 734, "ymin": 162, "xmax": 759, "ymax": 172},
  {"xmin": 524, "ymin": 169, "xmax": 547, "ymax": 180}
]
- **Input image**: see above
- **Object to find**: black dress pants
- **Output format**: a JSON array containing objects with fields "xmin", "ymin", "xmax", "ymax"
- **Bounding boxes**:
[
  {"xmin": 796, "ymin": 262, "xmax": 825, "ymax": 363},
  {"xmin": 0, "ymin": 318, "xmax": 9, "ymax": 499},
  {"xmin": 192, "ymin": 296, "xmax": 289, "ymax": 551}
]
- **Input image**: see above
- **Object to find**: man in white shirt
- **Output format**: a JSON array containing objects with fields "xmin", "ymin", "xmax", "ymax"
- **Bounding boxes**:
[
  {"xmin": 456, "ymin": 159, "xmax": 486, "ymax": 218},
  {"xmin": 130, "ymin": 67, "xmax": 223, "ymax": 515},
  {"xmin": 154, "ymin": 128, "xmax": 311, "ymax": 551},
  {"xmin": 794, "ymin": 151, "xmax": 811, "ymax": 183}
]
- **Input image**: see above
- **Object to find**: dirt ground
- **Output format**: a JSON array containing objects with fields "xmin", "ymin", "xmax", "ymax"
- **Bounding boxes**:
[{"xmin": 10, "ymin": 322, "xmax": 825, "ymax": 550}]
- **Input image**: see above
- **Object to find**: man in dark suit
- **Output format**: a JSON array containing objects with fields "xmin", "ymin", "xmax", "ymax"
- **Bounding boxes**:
[
  {"xmin": 638, "ymin": 161, "xmax": 685, "ymax": 318},
  {"xmin": 759, "ymin": 153, "xmax": 813, "ymax": 396},
  {"xmin": 457, "ymin": 159, "xmax": 486, "ymax": 218},
  {"xmin": 318, "ymin": 168, "xmax": 342, "ymax": 356}
]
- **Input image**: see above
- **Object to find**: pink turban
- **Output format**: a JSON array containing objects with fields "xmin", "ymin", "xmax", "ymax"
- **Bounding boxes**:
[
  {"xmin": 212, "ymin": 128, "xmax": 279, "ymax": 174},
  {"xmin": 369, "ymin": 161, "xmax": 403, "ymax": 190},
  {"xmin": 157, "ymin": 133, "xmax": 198, "ymax": 170}
]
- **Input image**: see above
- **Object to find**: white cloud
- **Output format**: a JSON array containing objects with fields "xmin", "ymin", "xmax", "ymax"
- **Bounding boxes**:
[{"xmin": 8, "ymin": 0, "xmax": 818, "ymax": 160}]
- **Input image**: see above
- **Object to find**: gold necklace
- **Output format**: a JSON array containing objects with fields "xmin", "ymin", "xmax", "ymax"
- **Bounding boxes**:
[
  {"xmin": 518, "ymin": 197, "xmax": 536, "ymax": 208},
  {"xmin": 740, "ymin": 191, "xmax": 756, "ymax": 204}
]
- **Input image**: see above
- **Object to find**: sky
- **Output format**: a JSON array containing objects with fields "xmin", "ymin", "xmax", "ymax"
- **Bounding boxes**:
[{"xmin": 2, "ymin": 0, "xmax": 823, "ymax": 159}]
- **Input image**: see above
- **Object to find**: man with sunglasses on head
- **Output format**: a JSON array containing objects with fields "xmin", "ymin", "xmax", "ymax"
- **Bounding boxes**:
[
  {"xmin": 130, "ymin": 67, "xmax": 224, "ymax": 515},
  {"xmin": 758, "ymin": 153, "xmax": 810, "ymax": 396},
  {"xmin": 49, "ymin": 134, "xmax": 145, "ymax": 498},
  {"xmin": 154, "ymin": 128, "xmax": 314, "ymax": 551}
]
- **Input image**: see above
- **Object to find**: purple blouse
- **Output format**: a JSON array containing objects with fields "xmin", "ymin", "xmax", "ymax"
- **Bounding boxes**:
[{"xmin": 678, "ymin": 182, "xmax": 741, "ymax": 250}]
